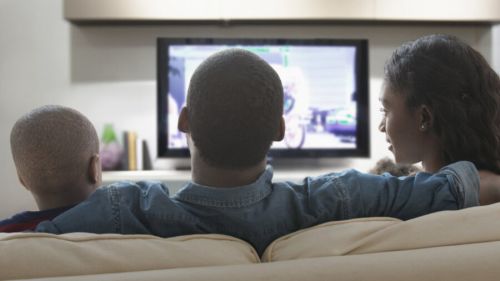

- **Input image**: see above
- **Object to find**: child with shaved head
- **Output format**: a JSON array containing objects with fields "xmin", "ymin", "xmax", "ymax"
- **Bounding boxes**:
[
  {"xmin": 37, "ymin": 49, "xmax": 478, "ymax": 255},
  {"xmin": 0, "ymin": 105, "xmax": 101, "ymax": 232}
]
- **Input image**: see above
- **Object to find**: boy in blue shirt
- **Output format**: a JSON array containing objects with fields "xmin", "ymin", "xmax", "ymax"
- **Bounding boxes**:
[{"xmin": 37, "ymin": 49, "xmax": 479, "ymax": 255}]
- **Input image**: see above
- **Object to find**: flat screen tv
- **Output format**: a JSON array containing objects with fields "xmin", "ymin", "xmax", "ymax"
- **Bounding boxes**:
[{"xmin": 157, "ymin": 38, "xmax": 369, "ymax": 160}]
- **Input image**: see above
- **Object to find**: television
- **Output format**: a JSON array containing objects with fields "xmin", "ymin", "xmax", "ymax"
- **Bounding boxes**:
[{"xmin": 157, "ymin": 38, "xmax": 369, "ymax": 160}]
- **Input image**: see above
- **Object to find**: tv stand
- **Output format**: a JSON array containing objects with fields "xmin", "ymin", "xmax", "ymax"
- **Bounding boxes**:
[{"xmin": 174, "ymin": 164, "xmax": 191, "ymax": 171}]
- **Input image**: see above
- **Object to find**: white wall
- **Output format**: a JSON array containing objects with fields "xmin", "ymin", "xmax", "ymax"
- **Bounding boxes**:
[
  {"xmin": 493, "ymin": 24, "xmax": 500, "ymax": 73},
  {"xmin": 0, "ymin": 0, "xmax": 494, "ymax": 217}
]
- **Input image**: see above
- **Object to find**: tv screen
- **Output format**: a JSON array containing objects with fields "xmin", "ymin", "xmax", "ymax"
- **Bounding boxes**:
[{"xmin": 157, "ymin": 38, "xmax": 369, "ymax": 159}]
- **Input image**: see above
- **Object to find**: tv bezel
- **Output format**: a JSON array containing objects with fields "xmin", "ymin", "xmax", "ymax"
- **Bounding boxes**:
[{"xmin": 157, "ymin": 37, "xmax": 370, "ymax": 159}]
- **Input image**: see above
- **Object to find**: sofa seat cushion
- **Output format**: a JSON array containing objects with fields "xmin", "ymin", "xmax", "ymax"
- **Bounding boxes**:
[
  {"xmin": 0, "ymin": 233, "xmax": 259, "ymax": 280},
  {"xmin": 263, "ymin": 203, "xmax": 500, "ymax": 261}
]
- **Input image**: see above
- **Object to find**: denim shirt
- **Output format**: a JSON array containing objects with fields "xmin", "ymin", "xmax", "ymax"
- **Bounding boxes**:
[{"xmin": 36, "ymin": 161, "xmax": 479, "ymax": 255}]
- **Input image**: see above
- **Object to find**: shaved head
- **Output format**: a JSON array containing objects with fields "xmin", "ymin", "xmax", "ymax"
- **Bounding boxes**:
[
  {"xmin": 10, "ymin": 105, "xmax": 99, "ymax": 194},
  {"xmin": 186, "ymin": 49, "xmax": 284, "ymax": 169}
]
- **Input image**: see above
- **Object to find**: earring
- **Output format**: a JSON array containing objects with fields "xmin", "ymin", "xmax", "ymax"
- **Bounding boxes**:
[{"xmin": 420, "ymin": 124, "xmax": 426, "ymax": 130}]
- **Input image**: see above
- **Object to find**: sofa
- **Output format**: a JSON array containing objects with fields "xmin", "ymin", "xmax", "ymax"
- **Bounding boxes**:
[{"xmin": 2, "ymin": 202, "xmax": 500, "ymax": 281}]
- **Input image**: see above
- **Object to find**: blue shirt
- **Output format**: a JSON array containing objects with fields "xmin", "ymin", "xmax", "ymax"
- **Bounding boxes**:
[{"xmin": 36, "ymin": 161, "xmax": 479, "ymax": 255}]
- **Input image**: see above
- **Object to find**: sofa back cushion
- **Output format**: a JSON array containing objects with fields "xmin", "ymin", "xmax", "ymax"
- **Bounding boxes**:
[
  {"xmin": 0, "ymin": 233, "xmax": 259, "ymax": 280},
  {"xmin": 263, "ymin": 203, "xmax": 500, "ymax": 262},
  {"xmin": 24, "ymin": 241, "xmax": 500, "ymax": 281}
]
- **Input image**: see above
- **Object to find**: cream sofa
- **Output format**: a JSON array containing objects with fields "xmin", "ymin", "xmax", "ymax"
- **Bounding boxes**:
[{"xmin": 2, "ymin": 202, "xmax": 500, "ymax": 281}]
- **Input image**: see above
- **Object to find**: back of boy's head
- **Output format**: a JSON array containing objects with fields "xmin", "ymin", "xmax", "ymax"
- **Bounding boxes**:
[
  {"xmin": 187, "ymin": 49, "xmax": 284, "ymax": 169},
  {"xmin": 10, "ymin": 105, "xmax": 99, "ymax": 194}
]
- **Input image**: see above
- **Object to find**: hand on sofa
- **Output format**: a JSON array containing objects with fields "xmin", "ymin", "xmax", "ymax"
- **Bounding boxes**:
[{"xmin": 479, "ymin": 170, "xmax": 500, "ymax": 205}]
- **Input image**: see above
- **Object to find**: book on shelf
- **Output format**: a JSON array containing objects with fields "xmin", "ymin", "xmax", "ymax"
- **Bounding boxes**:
[
  {"xmin": 121, "ymin": 131, "xmax": 129, "ymax": 170},
  {"xmin": 121, "ymin": 131, "xmax": 153, "ymax": 171},
  {"xmin": 136, "ymin": 136, "xmax": 143, "ymax": 172},
  {"xmin": 127, "ymin": 131, "xmax": 137, "ymax": 170},
  {"xmin": 142, "ymin": 139, "xmax": 153, "ymax": 170}
]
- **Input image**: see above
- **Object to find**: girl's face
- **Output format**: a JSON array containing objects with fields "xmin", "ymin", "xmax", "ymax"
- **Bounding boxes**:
[{"xmin": 378, "ymin": 85, "xmax": 425, "ymax": 165}]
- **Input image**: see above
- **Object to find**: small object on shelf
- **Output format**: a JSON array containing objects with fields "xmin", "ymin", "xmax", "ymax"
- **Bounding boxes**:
[{"xmin": 99, "ymin": 124, "xmax": 123, "ymax": 171}]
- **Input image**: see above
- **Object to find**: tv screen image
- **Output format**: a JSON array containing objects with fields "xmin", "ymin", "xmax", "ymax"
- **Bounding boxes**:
[{"xmin": 158, "ymin": 38, "xmax": 369, "ymax": 159}]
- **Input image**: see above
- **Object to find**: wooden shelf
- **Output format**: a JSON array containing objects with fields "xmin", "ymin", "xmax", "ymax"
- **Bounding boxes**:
[
  {"xmin": 102, "ymin": 167, "xmax": 337, "ymax": 184},
  {"xmin": 102, "ymin": 168, "xmax": 340, "ymax": 193},
  {"xmin": 65, "ymin": 0, "xmax": 500, "ymax": 23},
  {"xmin": 103, "ymin": 170, "xmax": 190, "ymax": 183}
]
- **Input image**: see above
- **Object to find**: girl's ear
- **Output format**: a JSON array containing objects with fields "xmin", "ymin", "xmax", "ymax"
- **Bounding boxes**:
[
  {"xmin": 418, "ymin": 105, "xmax": 434, "ymax": 132},
  {"xmin": 178, "ymin": 107, "xmax": 190, "ymax": 133}
]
